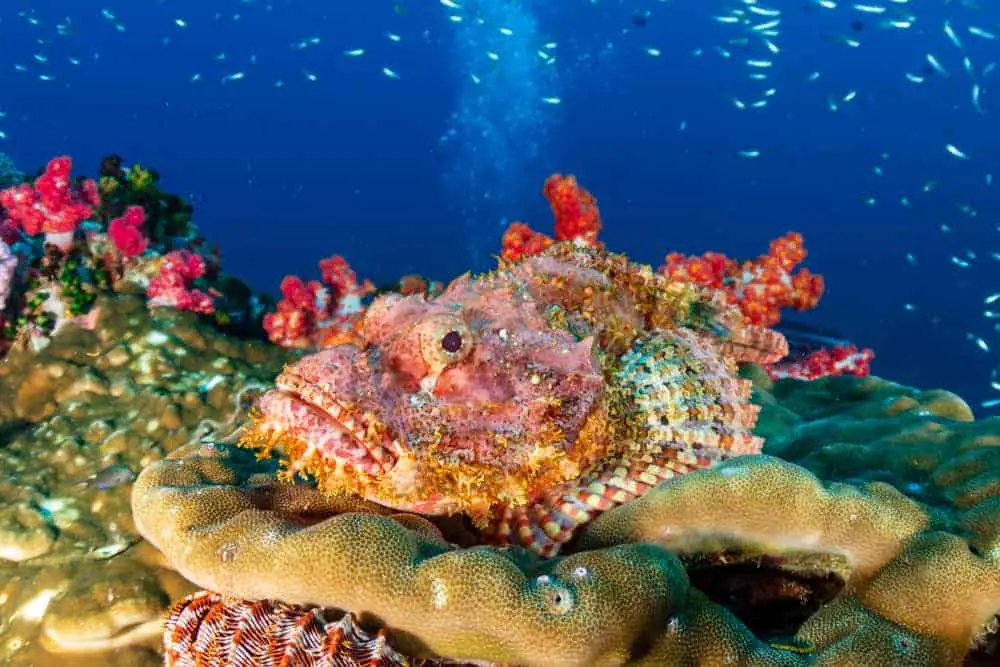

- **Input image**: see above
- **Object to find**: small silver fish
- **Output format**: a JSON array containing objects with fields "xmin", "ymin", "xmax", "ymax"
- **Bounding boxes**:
[{"xmin": 82, "ymin": 463, "xmax": 136, "ymax": 489}]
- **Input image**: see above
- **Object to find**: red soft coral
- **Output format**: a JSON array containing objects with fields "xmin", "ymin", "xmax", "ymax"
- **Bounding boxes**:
[
  {"xmin": 107, "ymin": 205, "xmax": 148, "ymax": 257},
  {"xmin": 499, "ymin": 174, "xmax": 604, "ymax": 262},
  {"xmin": 768, "ymin": 344, "xmax": 874, "ymax": 381},
  {"xmin": 500, "ymin": 222, "xmax": 553, "ymax": 262},
  {"xmin": 264, "ymin": 255, "xmax": 374, "ymax": 349},
  {"xmin": 147, "ymin": 250, "xmax": 215, "ymax": 314},
  {"xmin": 544, "ymin": 173, "xmax": 603, "ymax": 247},
  {"xmin": 0, "ymin": 156, "xmax": 99, "ymax": 251},
  {"xmin": 661, "ymin": 232, "xmax": 824, "ymax": 328}
]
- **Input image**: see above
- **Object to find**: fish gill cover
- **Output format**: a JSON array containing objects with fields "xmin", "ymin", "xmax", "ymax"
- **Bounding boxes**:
[{"xmin": 0, "ymin": 0, "xmax": 999, "ymax": 665}]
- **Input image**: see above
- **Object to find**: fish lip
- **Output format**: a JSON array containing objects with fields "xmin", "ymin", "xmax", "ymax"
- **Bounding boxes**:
[
  {"xmin": 274, "ymin": 371, "xmax": 350, "ymax": 421},
  {"xmin": 272, "ymin": 370, "xmax": 404, "ymax": 466}
]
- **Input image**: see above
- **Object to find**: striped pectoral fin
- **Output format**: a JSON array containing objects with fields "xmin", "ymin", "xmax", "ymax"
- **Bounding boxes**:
[{"xmin": 487, "ymin": 451, "xmax": 698, "ymax": 557}]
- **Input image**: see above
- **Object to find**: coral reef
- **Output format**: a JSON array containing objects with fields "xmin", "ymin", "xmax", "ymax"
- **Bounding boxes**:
[
  {"xmin": 0, "ymin": 292, "xmax": 293, "ymax": 665},
  {"xmin": 0, "ymin": 154, "xmax": 274, "ymax": 357},
  {"xmin": 499, "ymin": 174, "xmax": 869, "ymax": 383},
  {"xmin": 263, "ymin": 254, "xmax": 375, "ymax": 350},
  {"xmin": 661, "ymin": 232, "xmax": 824, "ymax": 328},
  {"xmin": 768, "ymin": 343, "xmax": 874, "ymax": 381},
  {"xmin": 500, "ymin": 173, "xmax": 603, "ymax": 262},
  {"xmin": 2, "ymin": 161, "xmax": 989, "ymax": 667},
  {"xmin": 0, "ymin": 156, "xmax": 100, "ymax": 253}
]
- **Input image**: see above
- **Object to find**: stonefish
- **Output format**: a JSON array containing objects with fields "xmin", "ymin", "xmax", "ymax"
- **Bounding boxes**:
[{"xmin": 243, "ymin": 244, "xmax": 787, "ymax": 556}]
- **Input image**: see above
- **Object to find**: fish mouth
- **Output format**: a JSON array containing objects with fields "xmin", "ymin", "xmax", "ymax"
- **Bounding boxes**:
[
  {"xmin": 252, "ymin": 371, "xmax": 401, "ymax": 481},
  {"xmin": 254, "ymin": 371, "xmax": 466, "ymax": 515}
]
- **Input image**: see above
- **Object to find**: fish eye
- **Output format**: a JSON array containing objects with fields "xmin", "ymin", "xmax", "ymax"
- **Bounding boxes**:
[
  {"xmin": 441, "ymin": 330, "xmax": 464, "ymax": 354},
  {"xmin": 417, "ymin": 316, "xmax": 473, "ymax": 376}
]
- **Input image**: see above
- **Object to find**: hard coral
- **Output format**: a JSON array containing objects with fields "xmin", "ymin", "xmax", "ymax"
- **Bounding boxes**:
[
  {"xmin": 135, "ymin": 417, "xmax": 1000, "ymax": 665},
  {"xmin": 133, "ymin": 443, "xmax": 698, "ymax": 667},
  {"xmin": 0, "ymin": 290, "xmax": 295, "ymax": 665}
]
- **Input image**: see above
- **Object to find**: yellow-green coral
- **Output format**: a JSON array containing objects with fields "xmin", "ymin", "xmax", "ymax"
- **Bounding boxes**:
[
  {"xmin": 133, "ymin": 443, "xmax": 1000, "ymax": 665},
  {"xmin": 579, "ymin": 454, "xmax": 999, "ymax": 664},
  {"xmin": 126, "ymin": 164, "xmax": 154, "ymax": 191}
]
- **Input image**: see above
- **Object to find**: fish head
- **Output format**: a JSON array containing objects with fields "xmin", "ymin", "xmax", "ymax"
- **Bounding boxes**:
[{"xmin": 245, "ymin": 273, "xmax": 609, "ymax": 522}]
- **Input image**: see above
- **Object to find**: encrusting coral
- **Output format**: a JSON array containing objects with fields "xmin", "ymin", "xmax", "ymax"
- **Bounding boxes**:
[{"xmin": 135, "ymin": 442, "xmax": 713, "ymax": 666}]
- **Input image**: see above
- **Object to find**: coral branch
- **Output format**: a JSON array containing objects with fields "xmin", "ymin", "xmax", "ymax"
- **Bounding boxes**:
[
  {"xmin": 107, "ymin": 205, "xmax": 148, "ymax": 258},
  {"xmin": 501, "ymin": 173, "xmax": 603, "ymax": 262},
  {"xmin": 768, "ymin": 344, "xmax": 875, "ymax": 381},
  {"xmin": 544, "ymin": 173, "xmax": 603, "ymax": 247}
]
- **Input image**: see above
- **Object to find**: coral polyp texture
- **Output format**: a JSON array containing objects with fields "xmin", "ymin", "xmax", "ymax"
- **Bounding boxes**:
[
  {"xmin": 0, "ymin": 293, "xmax": 293, "ymax": 665},
  {"xmin": 240, "ymin": 242, "xmax": 785, "ymax": 555}
]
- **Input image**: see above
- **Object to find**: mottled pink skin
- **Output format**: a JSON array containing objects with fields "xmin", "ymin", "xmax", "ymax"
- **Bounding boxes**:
[{"xmin": 255, "ymin": 265, "xmax": 607, "ymax": 512}]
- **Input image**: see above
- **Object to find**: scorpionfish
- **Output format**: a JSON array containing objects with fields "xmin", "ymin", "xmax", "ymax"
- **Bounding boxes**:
[{"xmin": 243, "ymin": 243, "xmax": 787, "ymax": 556}]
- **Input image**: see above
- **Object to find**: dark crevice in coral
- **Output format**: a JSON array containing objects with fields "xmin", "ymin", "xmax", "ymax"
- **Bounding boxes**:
[
  {"xmin": 966, "ymin": 613, "xmax": 1000, "ymax": 666},
  {"xmin": 0, "ymin": 419, "xmax": 32, "ymax": 447},
  {"xmin": 683, "ymin": 551, "xmax": 845, "ymax": 639}
]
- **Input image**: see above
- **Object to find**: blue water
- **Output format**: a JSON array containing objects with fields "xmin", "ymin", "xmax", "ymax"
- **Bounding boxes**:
[{"xmin": 1, "ymin": 0, "xmax": 998, "ymax": 409}]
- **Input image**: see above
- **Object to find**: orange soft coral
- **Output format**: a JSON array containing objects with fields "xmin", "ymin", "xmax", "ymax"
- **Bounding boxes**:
[
  {"xmin": 500, "ymin": 174, "xmax": 603, "ymax": 262},
  {"xmin": 500, "ymin": 222, "xmax": 553, "ymax": 262},
  {"xmin": 543, "ymin": 173, "xmax": 603, "ymax": 247},
  {"xmin": 661, "ymin": 232, "xmax": 824, "ymax": 328}
]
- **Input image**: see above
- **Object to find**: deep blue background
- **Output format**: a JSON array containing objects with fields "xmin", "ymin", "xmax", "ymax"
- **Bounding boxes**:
[{"xmin": 1, "ymin": 0, "xmax": 998, "ymax": 410}]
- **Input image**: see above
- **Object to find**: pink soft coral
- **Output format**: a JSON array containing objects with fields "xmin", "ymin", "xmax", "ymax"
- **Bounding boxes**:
[
  {"xmin": 147, "ymin": 250, "xmax": 215, "ymax": 314},
  {"xmin": 263, "ymin": 255, "xmax": 374, "ymax": 349},
  {"xmin": 0, "ymin": 156, "xmax": 99, "ymax": 252},
  {"xmin": 107, "ymin": 205, "xmax": 149, "ymax": 257}
]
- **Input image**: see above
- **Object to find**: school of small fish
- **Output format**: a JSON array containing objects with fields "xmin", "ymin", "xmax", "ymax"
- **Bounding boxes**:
[{"xmin": 3, "ymin": 0, "xmax": 1000, "ymax": 409}]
